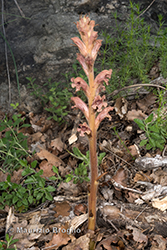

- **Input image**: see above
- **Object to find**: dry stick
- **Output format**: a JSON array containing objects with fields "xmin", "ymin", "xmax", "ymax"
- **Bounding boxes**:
[
  {"xmin": 13, "ymin": 0, "xmax": 25, "ymax": 17},
  {"xmin": 136, "ymin": 0, "xmax": 156, "ymax": 20},
  {"xmin": 109, "ymin": 83, "xmax": 166, "ymax": 97},
  {"xmin": 1, "ymin": 0, "xmax": 11, "ymax": 105}
]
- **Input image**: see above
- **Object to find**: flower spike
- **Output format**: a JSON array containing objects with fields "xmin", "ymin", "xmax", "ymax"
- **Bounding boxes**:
[{"xmin": 71, "ymin": 15, "xmax": 114, "ymax": 234}]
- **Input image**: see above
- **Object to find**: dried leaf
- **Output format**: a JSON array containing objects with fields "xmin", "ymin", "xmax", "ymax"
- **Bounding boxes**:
[
  {"xmin": 11, "ymin": 169, "xmax": 23, "ymax": 184},
  {"xmin": 68, "ymin": 133, "xmax": 78, "ymax": 145},
  {"xmin": 51, "ymin": 137, "xmax": 65, "ymax": 152},
  {"xmin": 114, "ymin": 97, "xmax": 128, "ymax": 119},
  {"xmin": 112, "ymin": 168, "xmax": 127, "ymax": 188},
  {"xmin": 74, "ymin": 204, "xmax": 87, "ymax": 216},
  {"xmin": 36, "ymin": 148, "xmax": 64, "ymax": 167},
  {"xmin": 127, "ymin": 225, "xmax": 148, "ymax": 244},
  {"xmin": 96, "ymin": 235, "xmax": 123, "ymax": 250},
  {"xmin": 136, "ymin": 93, "xmax": 157, "ymax": 112},
  {"xmin": 150, "ymin": 235, "xmax": 167, "ymax": 250},
  {"xmin": 100, "ymin": 205, "xmax": 120, "ymax": 220},
  {"xmin": 45, "ymin": 226, "xmax": 70, "ymax": 250},
  {"xmin": 62, "ymin": 234, "xmax": 90, "ymax": 250},
  {"xmin": 128, "ymin": 145, "xmax": 140, "ymax": 157},
  {"xmin": 126, "ymin": 109, "xmax": 147, "ymax": 121},
  {"xmin": 152, "ymin": 196, "xmax": 167, "ymax": 211},
  {"xmin": 38, "ymin": 160, "xmax": 55, "ymax": 178},
  {"xmin": 53, "ymin": 201, "xmax": 71, "ymax": 218}
]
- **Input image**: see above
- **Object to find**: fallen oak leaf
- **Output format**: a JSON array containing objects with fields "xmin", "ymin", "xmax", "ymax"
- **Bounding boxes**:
[
  {"xmin": 45, "ymin": 223, "xmax": 71, "ymax": 250},
  {"xmin": 36, "ymin": 147, "xmax": 65, "ymax": 167},
  {"xmin": 126, "ymin": 109, "xmax": 147, "ymax": 121},
  {"xmin": 127, "ymin": 225, "xmax": 148, "ymax": 245},
  {"xmin": 112, "ymin": 168, "xmax": 127, "ymax": 189},
  {"xmin": 62, "ymin": 234, "xmax": 90, "ymax": 250},
  {"xmin": 53, "ymin": 201, "xmax": 71, "ymax": 218},
  {"xmin": 51, "ymin": 137, "xmax": 65, "ymax": 152}
]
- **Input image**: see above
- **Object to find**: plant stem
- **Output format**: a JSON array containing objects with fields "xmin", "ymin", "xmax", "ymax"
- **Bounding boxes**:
[{"xmin": 88, "ymin": 67, "xmax": 98, "ymax": 231}]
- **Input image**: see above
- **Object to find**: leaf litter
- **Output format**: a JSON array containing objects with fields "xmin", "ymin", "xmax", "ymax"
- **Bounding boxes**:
[{"xmin": 1, "ymin": 84, "xmax": 167, "ymax": 249}]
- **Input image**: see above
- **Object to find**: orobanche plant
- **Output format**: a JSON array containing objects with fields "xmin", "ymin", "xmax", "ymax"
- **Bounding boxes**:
[{"xmin": 71, "ymin": 15, "xmax": 114, "ymax": 232}]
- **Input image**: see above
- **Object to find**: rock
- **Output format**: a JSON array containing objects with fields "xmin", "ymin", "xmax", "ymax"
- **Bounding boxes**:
[{"xmin": 0, "ymin": 0, "xmax": 167, "ymax": 112}]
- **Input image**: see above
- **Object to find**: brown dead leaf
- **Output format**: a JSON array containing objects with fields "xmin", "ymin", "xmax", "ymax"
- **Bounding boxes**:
[
  {"xmin": 62, "ymin": 234, "xmax": 90, "ymax": 250},
  {"xmin": 29, "ymin": 132, "xmax": 43, "ymax": 143},
  {"xmin": 26, "ymin": 215, "xmax": 45, "ymax": 240},
  {"xmin": 150, "ymin": 235, "xmax": 167, "ymax": 250},
  {"xmin": 136, "ymin": 92, "xmax": 157, "ymax": 112},
  {"xmin": 11, "ymin": 169, "xmax": 23, "ymax": 184},
  {"xmin": 53, "ymin": 201, "xmax": 71, "ymax": 218},
  {"xmin": 0, "ymin": 171, "xmax": 8, "ymax": 182},
  {"xmin": 152, "ymin": 196, "xmax": 167, "ymax": 211},
  {"xmin": 74, "ymin": 204, "xmax": 87, "ymax": 216},
  {"xmin": 134, "ymin": 172, "xmax": 152, "ymax": 182},
  {"xmin": 127, "ymin": 225, "xmax": 148, "ymax": 245},
  {"xmin": 114, "ymin": 97, "xmax": 128, "ymax": 119},
  {"xmin": 100, "ymin": 205, "xmax": 120, "ymax": 220},
  {"xmin": 96, "ymin": 235, "xmax": 124, "ymax": 250},
  {"xmin": 31, "ymin": 124, "xmax": 42, "ymax": 132},
  {"xmin": 37, "ymin": 148, "xmax": 64, "ymax": 167},
  {"xmin": 126, "ymin": 109, "xmax": 147, "ymax": 121},
  {"xmin": 112, "ymin": 168, "xmax": 127, "ymax": 188},
  {"xmin": 41, "ymin": 120, "xmax": 53, "ymax": 133},
  {"xmin": 150, "ymin": 170, "xmax": 167, "ymax": 185},
  {"xmin": 38, "ymin": 160, "xmax": 55, "ymax": 178},
  {"xmin": 128, "ymin": 145, "xmax": 140, "ymax": 157},
  {"xmin": 51, "ymin": 137, "xmax": 65, "ymax": 152},
  {"xmin": 7, "ymin": 211, "xmax": 36, "ymax": 248},
  {"xmin": 45, "ymin": 223, "xmax": 70, "ymax": 249},
  {"xmin": 125, "ymin": 191, "xmax": 140, "ymax": 203}
]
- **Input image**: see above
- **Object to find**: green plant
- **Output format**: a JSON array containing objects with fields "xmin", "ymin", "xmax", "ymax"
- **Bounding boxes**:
[
  {"xmin": 44, "ymin": 83, "xmax": 72, "ymax": 123},
  {"xmin": 97, "ymin": 1, "xmax": 167, "ymax": 93},
  {"xmin": 70, "ymin": 15, "xmax": 114, "ymax": 236},
  {"xmin": 65, "ymin": 147, "xmax": 106, "ymax": 184},
  {"xmin": 27, "ymin": 77, "xmax": 72, "ymax": 123},
  {"xmin": 26, "ymin": 77, "xmax": 47, "ymax": 106},
  {"xmin": 134, "ymin": 111, "xmax": 167, "ymax": 151},
  {"xmin": 0, "ymin": 160, "xmax": 56, "ymax": 212},
  {"xmin": 156, "ymin": 14, "xmax": 167, "ymax": 78},
  {"xmin": 0, "ymin": 234, "xmax": 19, "ymax": 250},
  {"xmin": 49, "ymin": 165, "xmax": 63, "ymax": 183},
  {"xmin": 0, "ymin": 110, "xmax": 30, "ymax": 173}
]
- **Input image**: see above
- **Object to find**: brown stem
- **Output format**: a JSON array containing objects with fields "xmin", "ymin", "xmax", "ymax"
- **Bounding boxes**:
[{"xmin": 88, "ymin": 67, "xmax": 98, "ymax": 232}]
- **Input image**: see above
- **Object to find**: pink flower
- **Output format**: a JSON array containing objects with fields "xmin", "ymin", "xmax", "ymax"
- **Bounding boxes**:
[
  {"xmin": 77, "ymin": 54, "xmax": 89, "ymax": 76},
  {"xmin": 95, "ymin": 106, "xmax": 114, "ymax": 130},
  {"xmin": 71, "ymin": 77, "xmax": 89, "ymax": 97},
  {"xmin": 92, "ymin": 95, "xmax": 107, "ymax": 112},
  {"xmin": 77, "ymin": 122, "xmax": 92, "ymax": 137},
  {"xmin": 95, "ymin": 69, "xmax": 112, "ymax": 87},
  {"xmin": 76, "ymin": 17, "xmax": 98, "ymax": 47},
  {"xmin": 71, "ymin": 96, "xmax": 89, "ymax": 121},
  {"xmin": 92, "ymin": 40, "xmax": 102, "ymax": 61},
  {"xmin": 72, "ymin": 16, "xmax": 102, "ymax": 65},
  {"xmin": 71, "ymin": 37, "xmax": 87, "ymax": 58}
]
